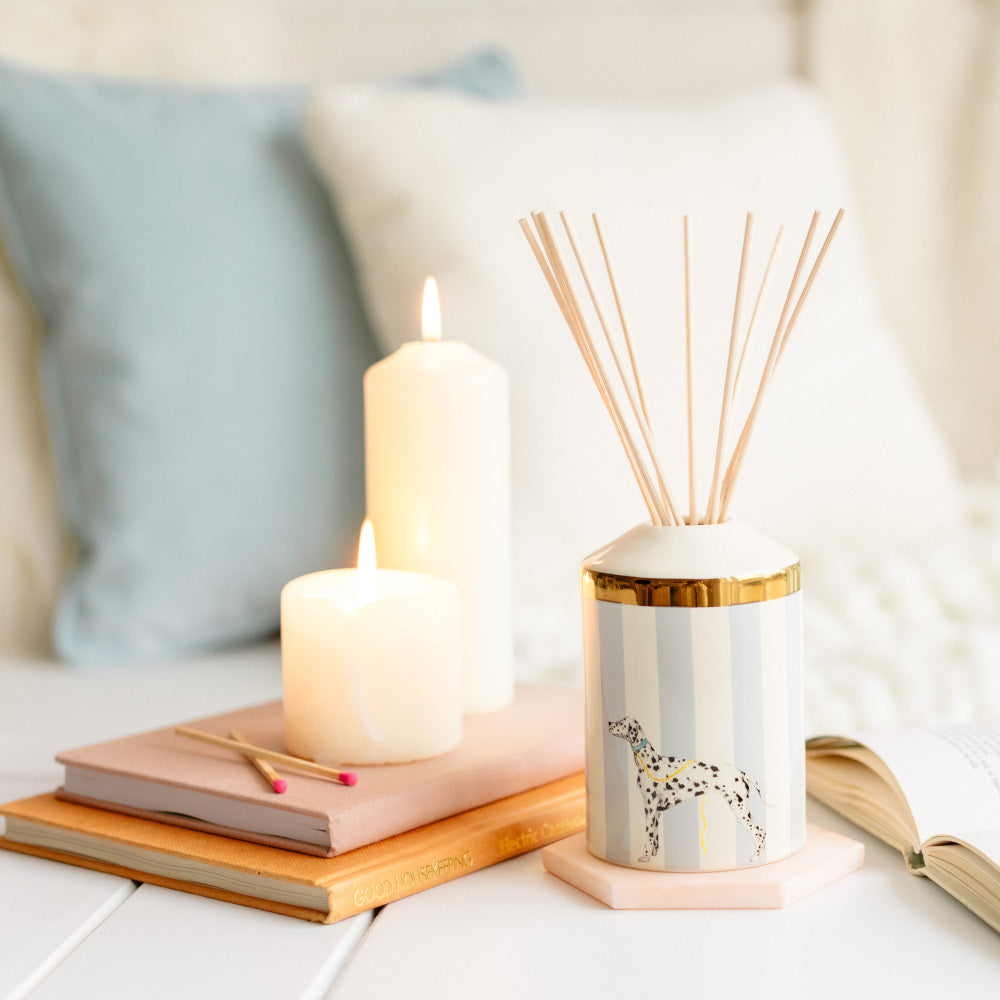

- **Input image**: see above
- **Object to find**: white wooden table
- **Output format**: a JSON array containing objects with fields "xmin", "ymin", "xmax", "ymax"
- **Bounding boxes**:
[{"xmin": 3, "ymin": 645, "xmax": 999, "ymax": 1000}]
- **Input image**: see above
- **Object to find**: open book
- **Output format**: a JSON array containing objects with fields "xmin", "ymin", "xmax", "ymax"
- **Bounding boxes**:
[{"xmin": 806, "ymin": 724, "xmax": 1000, "ymax": 934}]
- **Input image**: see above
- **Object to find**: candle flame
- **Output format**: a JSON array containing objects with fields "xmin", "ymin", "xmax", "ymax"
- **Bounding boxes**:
[
  {"xmin": 421, "ymin": 276, "xmax": 442, "ymax": 342},
  {"xmin": 356, "ymin": 519, "xmax": 378, "ymax": 606}
]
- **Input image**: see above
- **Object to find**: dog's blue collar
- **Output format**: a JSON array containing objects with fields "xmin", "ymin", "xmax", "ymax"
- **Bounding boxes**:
[{"xmin": 631, "ymin": 738, "xmax": 649, "ymax": 753}]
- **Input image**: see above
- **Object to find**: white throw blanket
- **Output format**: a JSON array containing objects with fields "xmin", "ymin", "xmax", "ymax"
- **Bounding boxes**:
[
  {"xmin": 515, "ymin": 479, "xmax": 1000, "ymax": 735},
  {"xmin": 803, "ymin": 479, "xmax": 1000, "ymax": 733}
]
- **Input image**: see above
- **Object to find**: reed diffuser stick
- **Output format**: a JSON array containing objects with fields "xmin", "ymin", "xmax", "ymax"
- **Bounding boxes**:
[
  {"xmin": 519, "ymin": 219, "xmax": 662, "ymax": 523},
  {"xmin": 559, "ymin": 211, "xmax": 682, "ymax": 525},
  {"xmin": 522, "ymin": 207, "xmax": 841, "ymax": 531},
  {"xmin": 706, "ymin": 213, "xmax": 754, "ymax": 523},
  {"xmin": 593, "ymin": 214, "xmax": 652, "ymax": 433},
  {"xmin": 732, "ymin": 225, "xmax": 785, "ymax": 405},
  {"xmin": 683, "ymin": 215, "xmax": 696, "ymax": 525},
  {"xmin": 593, "ymin": 212, "xmax": 677, "ymax": 521},
  {"xmin": 719, "ymin": 209, "xmax": 844, "ymax": 520},
  {"xmin": 776, "ymin": 209, "xmax": 845, "ymax": 360},
  {"xmin": 719, "ymin": 213, "xmax": 819, "ymax": 516},
  {"xmin": 520, "ymin": 216, "xmax": 668, "ymax": 524},
  {"xmin": 533, "ymin": 212, "xmax": 670, "ymax": 524},
  {"xmin": 716, "ymin": 225, "xmax": 786, "ymax": 520}
]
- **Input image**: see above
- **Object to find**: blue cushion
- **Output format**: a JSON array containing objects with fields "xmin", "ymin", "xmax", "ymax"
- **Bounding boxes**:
[{"xmin": 0, "ymin": 51, "xmax": 520, "ymax": 664}]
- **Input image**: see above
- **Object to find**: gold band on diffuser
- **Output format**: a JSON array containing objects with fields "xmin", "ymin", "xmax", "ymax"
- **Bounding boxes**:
[{"xmin": 582, "ymin": 562, "xmax": 800, "ymax": 608}]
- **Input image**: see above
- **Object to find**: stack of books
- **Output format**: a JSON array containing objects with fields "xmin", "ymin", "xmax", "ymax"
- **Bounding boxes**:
[{"xmin": 0, "ymin": 685, "xmax": 585, "ymax": 923}]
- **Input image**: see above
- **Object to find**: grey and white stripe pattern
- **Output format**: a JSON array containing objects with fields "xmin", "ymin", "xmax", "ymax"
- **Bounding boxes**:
[{"xmin": 584, "ymin": 591, "xmax": 804, "ymax": 871}]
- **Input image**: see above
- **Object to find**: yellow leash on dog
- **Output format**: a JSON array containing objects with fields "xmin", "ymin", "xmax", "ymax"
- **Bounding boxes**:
[{"xmin": 631, "ymin": 746, "xmax": 708, "ymax": 853}]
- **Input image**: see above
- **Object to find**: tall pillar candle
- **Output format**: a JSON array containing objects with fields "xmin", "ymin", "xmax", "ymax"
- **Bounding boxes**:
[{"xmin": 364, "ymin": 278, "xmax": 512, "ymax": 714}]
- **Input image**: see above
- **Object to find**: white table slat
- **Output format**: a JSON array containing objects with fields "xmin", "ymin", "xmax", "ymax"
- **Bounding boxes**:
[
  {"xmin": 0, "ymin": 645, "xmax": 283, "ymax": 782},
  {"xmin": 0, "ymin": 851, "xmax": 134, "ymax": 1000},
  {"xmin": 20, "ymin": 882, "xmax": 372, "ymax": 1000},
  {"xmin": 327, "ymin": 803, "xmax": 1000, "ymax": 1000},
  {"xmin": 0, "ymin": 777, "xmax": 57, "ymax": 805}
]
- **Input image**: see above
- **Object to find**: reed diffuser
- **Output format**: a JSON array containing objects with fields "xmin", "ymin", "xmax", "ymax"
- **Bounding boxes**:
[{"xmin": 522, "ymin": 209, "xmax": 842, "ymax": 872}]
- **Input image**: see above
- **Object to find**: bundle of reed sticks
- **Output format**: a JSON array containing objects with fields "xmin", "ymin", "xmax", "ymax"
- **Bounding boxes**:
[{"xmin": 520, "ymin": 208, "xmax": 843, "ymax": 526}]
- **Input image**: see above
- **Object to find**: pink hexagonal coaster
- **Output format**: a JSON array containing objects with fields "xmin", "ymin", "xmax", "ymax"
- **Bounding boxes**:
[{"xmin": 542, "ymin": 825, "xmax": 864, "ymax": 909}]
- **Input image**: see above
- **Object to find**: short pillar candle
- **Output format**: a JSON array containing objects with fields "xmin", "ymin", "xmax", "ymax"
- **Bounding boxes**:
[{"xmin": 282, "ymin": 523, "xmax": 462, "ymax": 766}]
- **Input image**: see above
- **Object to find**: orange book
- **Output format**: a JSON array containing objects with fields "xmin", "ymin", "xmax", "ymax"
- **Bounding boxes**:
[{"xmin": 0, "ymin": 773, "xmax": 585, "ymax": 924}]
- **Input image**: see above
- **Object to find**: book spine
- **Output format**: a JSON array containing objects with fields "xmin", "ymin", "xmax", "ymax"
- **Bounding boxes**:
[{"xmin": 324, "ymin": 784, "xmax": 586, "ymax": 922}]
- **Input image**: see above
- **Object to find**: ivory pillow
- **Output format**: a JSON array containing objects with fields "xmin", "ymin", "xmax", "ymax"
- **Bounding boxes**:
[{"xmin": 305, "ymin": 83, "xmax": 962, "ymax": 626}]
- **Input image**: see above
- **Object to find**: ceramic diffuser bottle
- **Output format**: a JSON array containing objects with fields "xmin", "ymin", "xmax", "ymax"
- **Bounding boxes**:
[
  {"xmin": 521, "ymin": 207, "xmax": 842, "ymax": 874},
  {"xmin": 582, "ymin": 521, "xmax": 803, "ymax": 871}
]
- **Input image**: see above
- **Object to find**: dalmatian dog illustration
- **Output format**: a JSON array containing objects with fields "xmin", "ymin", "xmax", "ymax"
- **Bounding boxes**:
[{"xmin": 608, "ymin": 716, "xmax": 767, "ymax": 863}]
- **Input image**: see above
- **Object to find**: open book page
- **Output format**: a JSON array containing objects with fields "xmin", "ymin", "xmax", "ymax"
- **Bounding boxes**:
[
  {"xmin": 922, "ymin": 831, "xmax": 1000, "ymax": 933},
  {"xmin": 808, "ymin": 725, "xmax": 1000, "ymax": 852},
  {"xmin": 805, "ymin": 744, "xmax": 916, "ymax": 851}
]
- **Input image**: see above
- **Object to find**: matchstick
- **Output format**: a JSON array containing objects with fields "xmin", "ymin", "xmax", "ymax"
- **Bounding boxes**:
[
  {"xmin": 175, "ymin": 726, "xmax": 358, "ymax": 786},
  {"xmin": 230, "ymin": 728, "xmax": 287, "ymax": 793}
]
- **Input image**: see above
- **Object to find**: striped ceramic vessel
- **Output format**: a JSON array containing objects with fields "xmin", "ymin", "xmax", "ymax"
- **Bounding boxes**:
[{"xmin": 582, "ymin": 521, "xmax": 804, "ymax": 872}]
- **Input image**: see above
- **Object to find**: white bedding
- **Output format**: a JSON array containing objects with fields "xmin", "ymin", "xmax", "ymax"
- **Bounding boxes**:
[{"xmin": 801, "ymin": 478, "xmax": 1000, "ymax": 733}]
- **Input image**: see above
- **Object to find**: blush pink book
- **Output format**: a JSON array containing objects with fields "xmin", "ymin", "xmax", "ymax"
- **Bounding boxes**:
[{"xmin": 56, "ymin": 684, "xmax": 583, "ymax": 857}]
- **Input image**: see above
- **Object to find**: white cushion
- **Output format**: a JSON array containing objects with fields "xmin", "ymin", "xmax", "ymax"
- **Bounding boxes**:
[{"xmin": 306, "ymin": 82, "xmax": 962, "ymax": 625}]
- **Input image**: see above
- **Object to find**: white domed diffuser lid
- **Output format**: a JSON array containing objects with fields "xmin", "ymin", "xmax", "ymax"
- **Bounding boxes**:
[
  {"xmin": 582, "ymin": 521, "xmax": 799, "ymax": 608},
  {"xmin": 583, "ymin": 520, "xmax": 798, "ymax": 580}
]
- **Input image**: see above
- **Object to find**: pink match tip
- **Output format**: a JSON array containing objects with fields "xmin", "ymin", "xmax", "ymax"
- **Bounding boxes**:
[
  {"xmin": 273, "ymin": 778, "xmax": 288, "ymax": 793},
  {"xmin": 342, "ymin": 772, "xmax": 358, "ymax": 786}
]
